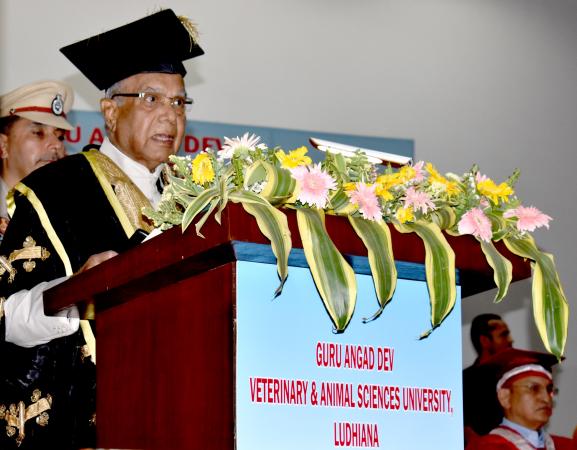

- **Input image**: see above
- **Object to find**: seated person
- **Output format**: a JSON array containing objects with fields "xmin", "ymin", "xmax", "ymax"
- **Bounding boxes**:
[{"xmin": 466, "ymin": 347, "xmax": 574, "ymax": 450}]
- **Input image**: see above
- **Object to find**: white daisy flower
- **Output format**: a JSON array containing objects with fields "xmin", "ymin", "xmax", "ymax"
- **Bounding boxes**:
[{"xmin": 218, "ymin": 132, "xmax": 262, "ymax": 160}]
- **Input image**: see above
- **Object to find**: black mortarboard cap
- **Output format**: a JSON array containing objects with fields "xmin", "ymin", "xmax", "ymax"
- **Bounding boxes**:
[{"xmin": 60, "ymin": 9, "xmax": 204, "ymax": 90}]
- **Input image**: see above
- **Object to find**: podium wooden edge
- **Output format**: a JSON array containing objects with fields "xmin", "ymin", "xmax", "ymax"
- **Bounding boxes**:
[{"xmin": 44, "ymin": 203, "xmax": 531, "ymax": 317}]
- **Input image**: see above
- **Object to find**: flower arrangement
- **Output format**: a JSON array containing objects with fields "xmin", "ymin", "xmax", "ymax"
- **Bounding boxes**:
[{"xmin": 145, "ymin": 133, "xmax": 569, "ymax": 358}]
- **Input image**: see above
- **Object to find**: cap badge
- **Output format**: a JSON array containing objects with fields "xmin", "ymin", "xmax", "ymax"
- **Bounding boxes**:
[{"xmin": 51, "ymin": 94, "xmax": 64, "ymax": 116}]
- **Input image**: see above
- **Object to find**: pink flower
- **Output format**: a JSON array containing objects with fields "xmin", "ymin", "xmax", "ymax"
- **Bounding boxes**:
[
  {"xmin": 290, "ymin": 164, "xmax": 336, "ymax": 209},
  {"xmin": 403, "ymin": 186, "xmax": 435, "ymax": 214},
  {"xmin": 458, "ymin": 208, "xmax": 492, "ymax": 242},
  {"xmin": 412, "ymin": 161, "xmax": 426, "ymax": 182},
  {"xmin": 476, "ymin": 172, "xmax": 489, "ymax": 183},
  {"xmin": 504, "ymin": 206, "xmax": 552, "ymax": 232},
  {"xmin": 348, "ymin": 183, "xmax": 382, "ymax": 221}
]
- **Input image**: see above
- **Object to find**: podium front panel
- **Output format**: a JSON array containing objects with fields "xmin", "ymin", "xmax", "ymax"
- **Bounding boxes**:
[{"xmin": 97, "ymin": 264, "xmax": 235, "ymax": 449}]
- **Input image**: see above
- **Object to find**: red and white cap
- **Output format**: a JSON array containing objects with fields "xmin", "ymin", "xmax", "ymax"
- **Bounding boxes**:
[
  {"xmin": 496, "ymin": 363, "xmax": 553, "ymax": 390},
  {"xmin": 481, "ymin": 348, "xmax": 561, "ymax": 391}
]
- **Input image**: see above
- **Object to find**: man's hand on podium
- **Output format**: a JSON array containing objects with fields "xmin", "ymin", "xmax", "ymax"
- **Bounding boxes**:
[{"xmin": 76, "ymin": 250, "xmax": 118, "ymax": 274}]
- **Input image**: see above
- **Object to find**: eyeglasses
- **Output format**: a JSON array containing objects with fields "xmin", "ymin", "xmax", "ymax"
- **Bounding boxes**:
[
  {"xmin": 111, "ymin": 92, "xmax": 193, "ymax": 114},
  {"xmin": 511, "ymin": 382, "xmax": 558, "ymax": 396}
]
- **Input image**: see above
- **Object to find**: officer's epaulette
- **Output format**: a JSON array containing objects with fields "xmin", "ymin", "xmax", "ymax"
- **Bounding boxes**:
[{"xmin": 82, "ymin": 144, "xmax": 101, "ymax": 153}]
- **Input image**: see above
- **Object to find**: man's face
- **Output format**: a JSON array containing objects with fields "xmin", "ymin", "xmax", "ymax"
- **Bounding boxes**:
[
  {"xmin": 104, "ymin": 72, "xmax": 187, "ymax": 172},
  {"xmin": 498, "ymin": 375, "xmax": 555, "ymax": 430},
  {"xmin": 0, "ymin": 118, "xmax": 66, "ymax": 187},
  {"xmin": 486, "ymin": 319, "xmax": 513, "ymax": 355}
]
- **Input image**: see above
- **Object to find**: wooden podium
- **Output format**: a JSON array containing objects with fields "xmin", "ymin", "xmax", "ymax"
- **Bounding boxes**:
[{"xmin": 44, "ymin": 204, "xmax": 530, "ymax": 450}]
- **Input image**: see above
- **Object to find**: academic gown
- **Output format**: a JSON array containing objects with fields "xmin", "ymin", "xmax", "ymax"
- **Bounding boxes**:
[
  {"xmin": 0, "ymin": 145, "xmax": 154, "ymax": 449},
  {"xmin": 466, "ymin": 426, "xmax": 575, "ymax": 450}
]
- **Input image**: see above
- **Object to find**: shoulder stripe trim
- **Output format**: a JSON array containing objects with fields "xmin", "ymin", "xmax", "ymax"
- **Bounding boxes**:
[
  {"xmin": 13, "ymin": 182, "xmax": 73, "ymax": 276},
  {"xmin": 82, "ymin": 149, "xmax": 135, "ymax": 238}
]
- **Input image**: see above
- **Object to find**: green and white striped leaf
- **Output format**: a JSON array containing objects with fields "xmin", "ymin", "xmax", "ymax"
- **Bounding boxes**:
[
  {"xmin": 329, "ymin": 188, "xmax": 356, "ymax": 215},
  {"xmin": 173, "ymin": 193, "xmax": 196, "ymax": 209},
  {"xmin": 430, "ymin": 206, "xmax": 457, "ymax": 231},
  {"xmin": 165, "ymin": 174, "xmax": 189, "ymax": 194},
  {"xmin": 181, "ymin": 187, "xmax": 220, "ymax": 234},
  {"xmin": 230, "ymin": 190, "xmax": 292, "ymax": 295},
  {"xmin": 394, "ymin": 221, "xmax": 456, "ymax": 332},
  {"xmin": 167, "ymin": 173, "xmax": 204, "ymax": 197},
  {"xmin": 297, "ymin": 208, "xmax": 357, "ymax": 331},
  {"xmin": 504, "ymin": 235, "xmax": 569, "ymax": 358},
  {"xmin": 479, "ymin": 239, "xmax": 513, "ymax": 302},
  {"xmin": 244, "ymin": 161, "xmax": 295, "ymax": 205},
  {"xmin": 243, "ymin": 160, "xmax": 266, "ymax": 186},
  {"xmin": 348, "ymin": 217, "xmax": 397, "ymax": 321},
  {"xmin": 215, "ymin": 166, "xmax": 235, "ymax": 224},
  {"xmin": 486, "ymin": 212, "xmax": 508, "ymax": 241},
  {"xmin": 194, "ymin": 198, "xmax": 221, "ymax": 238}
]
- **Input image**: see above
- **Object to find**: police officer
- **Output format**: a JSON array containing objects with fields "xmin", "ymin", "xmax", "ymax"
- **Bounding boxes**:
[{"xmin": 0, "ymin": 80, "xmax": 73, "ymax": 242}]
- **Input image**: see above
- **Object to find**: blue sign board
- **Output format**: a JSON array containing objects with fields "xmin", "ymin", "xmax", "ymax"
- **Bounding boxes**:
[{"xmin": 236, "ymin": 258, "xmax": 463, "ymax": 449}]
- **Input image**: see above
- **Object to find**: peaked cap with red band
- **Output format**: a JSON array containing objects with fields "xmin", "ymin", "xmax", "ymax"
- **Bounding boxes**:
[{"xmin": 0, "ymin": 80, "xmax": 74, "ymax": 130}]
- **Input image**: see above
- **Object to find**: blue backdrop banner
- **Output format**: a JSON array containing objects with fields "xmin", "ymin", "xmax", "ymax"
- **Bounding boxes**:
[{"xmin": 64, "ymin": 110, "xmax": 414, "ymax": 162}]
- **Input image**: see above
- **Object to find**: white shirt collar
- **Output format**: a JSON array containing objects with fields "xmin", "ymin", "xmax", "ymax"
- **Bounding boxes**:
[
  {"xmin": 99, "ymin": 138, "xmax": 163, "ymax": 208},
  {"xmin": 0, "ymin": 177, "xmax": 9, "ymax": 218}
]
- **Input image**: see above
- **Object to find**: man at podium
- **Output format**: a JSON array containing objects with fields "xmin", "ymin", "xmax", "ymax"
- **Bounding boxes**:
[{"xmin": 0, "ymin": 9, "xmax": 204, "ymax": 449}]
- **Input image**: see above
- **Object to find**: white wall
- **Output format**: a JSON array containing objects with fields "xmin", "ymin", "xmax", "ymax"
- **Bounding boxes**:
[{"xmin": 2, "ymin": 0, "xmax": 576, "ymax": 438}]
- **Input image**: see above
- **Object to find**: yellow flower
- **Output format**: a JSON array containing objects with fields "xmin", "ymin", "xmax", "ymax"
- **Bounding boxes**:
[
  {"xmin": 276, "ymin": 146, "xmax": 312, "ymax": 169},
  {"xmin": 376, "ymin": 173, "xmax": 403, "ymax": 190},
  {"xmin": 398, "ymin": 166, "xmax": 416, "ymax": 183},
  {"xmin": 375, "ymin": 184, "xmax": 393, "ymax": 201},
  {"xmin": 444, "ymin": 181, "xmax": 460, "ymax": 197},
  {"xmin": 432, "ymin": 179, "xmax": 460, "ymax": 197},
  {"xmin": 192, "ymin": 153, "xmax": 215, "ymax": 185},
  {"xmin": 343, "ymin": 182, "xmax": 356, "ymax": 192},
  {"xmin": 426, "ymin": 163, "xmax": 444, "ymax": 183},
  {"xmin": 396, "ymin": 206, "xmax": 414, "ymax": 223},
  {"xmin": 426, "ymin": 163, "xmax": 459, "ymax": 197},
  {"xmin": 375, "ymin": 173, "xmax": 403, "ymax": 200},
  {"xmin": 477, "ymin": 179, "xmax": 514, "ymax": 204}
]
